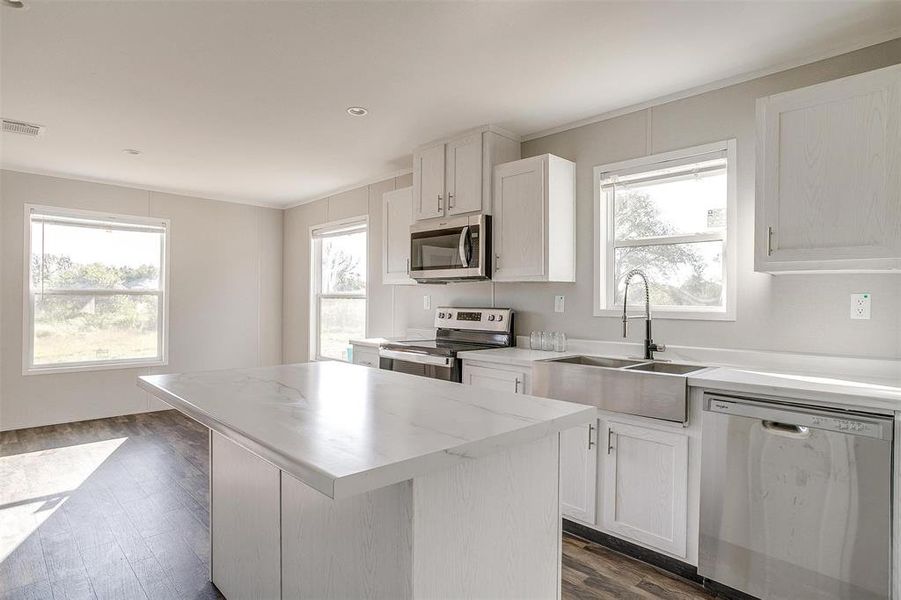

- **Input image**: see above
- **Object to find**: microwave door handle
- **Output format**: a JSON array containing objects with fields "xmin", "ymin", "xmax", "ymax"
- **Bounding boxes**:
[{"xmin": 458, "ymin": 226, "xmax": 470, "ymax": 268}]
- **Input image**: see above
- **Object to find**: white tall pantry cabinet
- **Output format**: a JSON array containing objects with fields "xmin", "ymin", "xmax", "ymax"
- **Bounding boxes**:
[
  {"xmin": 493, "ymin": 154, "xmax": 576, "ymax": 282},
  {"xmin": 756, "ymin": 63, "xmax": 901, "ymax": 272}
]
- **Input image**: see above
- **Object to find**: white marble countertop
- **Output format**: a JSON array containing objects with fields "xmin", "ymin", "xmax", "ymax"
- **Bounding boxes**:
[
  {"xmin": 138, "ymin": 362, "xmax": 595, "ymax": 499},
  {"xmin": 459, "ymin": 346, "xmax": 580, "ymax": 367},
  {"xmin": 459, "ymin": 343, "xmax": 901, "ymax": 411},
  {"xmin": 348, "ymin": 337, "xmax": 390, "ymax": 348},
  {"xmin": 688, "ymin": 367, "xmax": 901, "ymax": 411}
]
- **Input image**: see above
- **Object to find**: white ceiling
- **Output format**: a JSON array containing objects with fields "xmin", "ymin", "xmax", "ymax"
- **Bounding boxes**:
[{"xmin": 2, "ymin": 2, "xmax": 900, "ymax": 208}]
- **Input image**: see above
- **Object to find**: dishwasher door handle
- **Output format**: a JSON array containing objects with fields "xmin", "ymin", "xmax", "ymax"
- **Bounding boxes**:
[{"xmin": 762, "ymin": 420, "xmax": 810, "ymax": 439}]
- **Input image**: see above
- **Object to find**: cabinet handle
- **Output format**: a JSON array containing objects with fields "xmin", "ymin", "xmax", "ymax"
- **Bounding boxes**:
[
  {"xmin": 607, "ymin": 429, "xmax": 615, "ymax": 454},
  {"xmin": 767, "ymin": 226, "xmax": 775, "ymax": 256},
  {"xmin": 495, "ymin": 253, "xmax": 500, "ymax": 269},
  {"xmin": 406, "ymin": 258, "xmax": 411, "ymax": 276},
  {"xmin": 448, "ymin": 192, "xmax": 454, "ymax": 208},
  {"xmin": 588, "ymin": 424, "xmax": 595, "ymax": 449},
  {"xmin": 514, "ymin": 378, "xmax": 520, "ymax": 393},
  {"xmin": 437, "ymin": 193, "xmax": 442, "ymax": 213}
]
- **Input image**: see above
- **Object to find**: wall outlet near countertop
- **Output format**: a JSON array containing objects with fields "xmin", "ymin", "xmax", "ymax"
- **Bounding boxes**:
[
  {"xmin": 850, "ymin": 293, "xmax": 871, "ymax": 320},
  {"xmin": 554, "ymin": 295, "xmax": 565, "ymax": 313},
  {"xmin": 423, "ymin": 295, "xmax": 431, "ymax": 310}
]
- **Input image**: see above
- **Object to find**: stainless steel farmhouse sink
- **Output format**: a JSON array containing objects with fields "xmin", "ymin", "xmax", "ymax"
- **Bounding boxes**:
[{"xmin": 531, "ymin": 356, "xmax": 707, "ymax": 423}]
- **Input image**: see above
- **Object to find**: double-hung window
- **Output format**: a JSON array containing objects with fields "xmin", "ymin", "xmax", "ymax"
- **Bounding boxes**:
[
  {"xmin": 310, "ymin": 218, "xmax": 367, "ymax": 361},
  {"xmin": 594, "ymin": 140, "xmax": 736, "ymax": 320},
  {"xmin": 25, "ymin": 205, "xmax": 169, "ymax": 373}
]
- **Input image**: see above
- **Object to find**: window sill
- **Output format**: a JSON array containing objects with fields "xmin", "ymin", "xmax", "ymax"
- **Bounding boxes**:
[
  {"xmin": 593, "ymin": 308, "xmax": 735, "ymax": 322},
  {"xmin": 23, "ymin": 358, "xmax": 168, "ymax": 376}
]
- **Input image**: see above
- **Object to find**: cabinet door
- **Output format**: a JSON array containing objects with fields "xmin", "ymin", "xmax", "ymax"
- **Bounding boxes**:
[
  {"xmin": 351, "ymin": 346, "xmax": 379, "ymax": 368},
  {"xmin": 560, "ymin": 421, "xmax": 598, "ymax": 524},
  {"xmin": 462, "ymin": 364, "xmax": 525, "ymax": 394},
  {"xmin": 382, "ymin": 187, "xmax": 415, "ymax": 284},
  {"xmin": 756, "ymin": 64, "xmax": 901, "ymax": 271},
  {"xmin": 446, "ymin": 133, "xmax": 483, "ymax": 215},
  {"xmin": 601, "ymin": 421, "xmax": 688, "ymax": 558},
  {"xmin": 414, "ymin": 143, "xmax": 446, "ymax": 221},
  {"xmin": 493, "ymin": 156, "xmax": 546, "ymax": 281}
]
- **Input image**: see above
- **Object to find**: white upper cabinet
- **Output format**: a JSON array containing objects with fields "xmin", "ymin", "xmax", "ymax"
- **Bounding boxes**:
[
  {"xmin": 382, "ymin": 186, "xmax": 415, "ymax": 285},
  {"xmin": 493, "ymin": 154, "xmax": 575, "ymax": 282},
  {"xmin": 414, "ymin": 143, "xmax": 446, "ymax": 221},
  {"xmin": 446, "ymin": 133, "xmax": 483, "ymax": 215},
  {"xmin": 756, "ymin": 64, "xmax": 901, "ymax": 272},
  {"xmin": 412, "ymin": 126, "xmax": 520, "ymax": 222}
]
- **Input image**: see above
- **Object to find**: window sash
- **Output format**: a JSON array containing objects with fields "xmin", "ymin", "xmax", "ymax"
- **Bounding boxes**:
[
  {"xmin": 24, "ymin": 204, "xmax": 169, "ymax": 373},
  {"xmin": 608, "ymin": 238, "xmax": 727, "ymax": 309},
  {"xmin": 310, "ymin": 218, "xmax": 368, "ymax": 361},
  {"xmin": 599, "ymin": 143, "xmax": 733, "ymax": 316}
]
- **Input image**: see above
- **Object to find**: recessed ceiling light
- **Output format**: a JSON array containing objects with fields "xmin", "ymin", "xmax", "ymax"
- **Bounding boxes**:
[
  {"xmin": 123, "ymin": 148, "xmax": 142, "ymax": 156},
  {"xmin": 2, "ymin": 0, "xmax": 28, "ymax": 9},
  {"xmin": 346, "ymin": 106, "xmax": 368, "ymax": 117}
]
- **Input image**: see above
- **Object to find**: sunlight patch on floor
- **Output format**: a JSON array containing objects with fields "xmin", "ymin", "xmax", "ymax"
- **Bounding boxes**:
[{"xmin": 0, "ymin": 437, "xmax": 126, "ymax": 562}]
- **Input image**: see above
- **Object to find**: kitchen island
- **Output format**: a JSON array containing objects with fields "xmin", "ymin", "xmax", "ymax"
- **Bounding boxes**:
[{"xmin": 138, "ymin": 361, "xmax": 595, "ymax": 600}]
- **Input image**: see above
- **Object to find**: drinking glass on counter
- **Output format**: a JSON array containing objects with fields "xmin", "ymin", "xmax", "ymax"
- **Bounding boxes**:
[
  {"xmin": 530, "ymin": 331, "xmax": 566, "ymax": 351},
  {"xmin": 554, "ymin": 332, "xmax": 567, "ymax": 352}
]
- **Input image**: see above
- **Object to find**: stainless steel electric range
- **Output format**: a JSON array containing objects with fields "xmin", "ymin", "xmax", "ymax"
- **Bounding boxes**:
[{"xmin": 379, "ymin": 307, "xmax": 514, "ymax": 382}]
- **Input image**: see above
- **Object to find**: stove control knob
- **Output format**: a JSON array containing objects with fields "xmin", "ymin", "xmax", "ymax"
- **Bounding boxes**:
[
  {"xmin": 497, "ymin": 315, "xmax": 504, "ymax": 322},
  {"xmin": 488, "ymin": 314, "xmax": 496, "ymax": 322},
  {"xmin": 438, "ymin": 312, "xmax": 446, "ymax": 319}
]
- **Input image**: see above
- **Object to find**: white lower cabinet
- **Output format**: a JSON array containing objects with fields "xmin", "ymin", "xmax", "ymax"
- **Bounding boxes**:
[
  {"xmin": 559, "ymin": 421, "xmax": 598, "ymax": 524},
  {"xmin": 600, "ymin": 419, "xmax": 689, "ymax": 558},
  {"xmin": 351, "ymin": 345, "xmax": 379, "ymax": 368},
  {"xmin": 461, "ymin": 362, "xmax": 528, "ymax": 394}
]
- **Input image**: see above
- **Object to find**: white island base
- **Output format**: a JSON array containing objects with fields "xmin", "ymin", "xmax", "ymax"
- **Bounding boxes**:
[{"xmin": 211, "ymin": 430, "xmax": 562, "ymax": 600}]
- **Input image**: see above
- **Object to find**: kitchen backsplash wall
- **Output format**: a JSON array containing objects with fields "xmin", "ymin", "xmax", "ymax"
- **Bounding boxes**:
[{"xmin": 285, "ymin": 38, "xmax": 901, "ymax": 362}]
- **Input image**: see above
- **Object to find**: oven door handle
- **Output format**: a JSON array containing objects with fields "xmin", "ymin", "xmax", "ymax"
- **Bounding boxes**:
[
  {"xmin": 458, "ymin": 226, "xmax": 470, "ymax": 268},
  {"xmin": 379, "ymin": 349, "xmax": 454, "ymax": 368}
]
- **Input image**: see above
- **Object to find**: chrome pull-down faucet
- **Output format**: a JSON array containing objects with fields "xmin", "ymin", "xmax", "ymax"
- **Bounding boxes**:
[{"xmin": 621, "ymin": 269, "xmax": 666, "ymax": 360}]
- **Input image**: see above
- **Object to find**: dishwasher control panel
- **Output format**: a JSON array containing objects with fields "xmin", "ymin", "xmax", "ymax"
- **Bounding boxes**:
[{"xmin": 704, "ymin": 395, "xmax": 893, "ymax": 441}]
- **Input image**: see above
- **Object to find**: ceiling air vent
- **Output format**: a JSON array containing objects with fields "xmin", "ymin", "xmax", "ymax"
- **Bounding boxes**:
[{"xmin": 2, "ymin": 119, "xmax": 44, "ymax": 137}]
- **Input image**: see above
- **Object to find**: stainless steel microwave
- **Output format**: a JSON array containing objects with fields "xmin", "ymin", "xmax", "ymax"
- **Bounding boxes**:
[{"xmin": 410, "ymin": 214, "xmax": 490, "ymax": 282}]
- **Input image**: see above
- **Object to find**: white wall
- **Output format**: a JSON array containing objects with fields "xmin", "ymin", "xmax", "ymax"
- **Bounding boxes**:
[
  {"xmin": 283, "ymin": 173, "xmax": 412, "ymax": 363},
  {"xmin": 390, "ymin": 39, "xmax": 901, "ymax": 360},
  {"xmin": 0, "ymin": 170, "xmax": 283, "ymax": 430}
]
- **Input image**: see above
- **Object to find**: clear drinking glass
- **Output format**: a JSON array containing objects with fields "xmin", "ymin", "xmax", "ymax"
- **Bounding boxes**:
[
  {"xmin": 530, "ymin": 331, "xmax": 540, "ymax": 350},
  {"xmin": 554, "ymin": 332, "xmax": 567, "ymax": 352},
  {"xmin": 541, "ymin": 331, "xmax": 554, "ymax": 351}
]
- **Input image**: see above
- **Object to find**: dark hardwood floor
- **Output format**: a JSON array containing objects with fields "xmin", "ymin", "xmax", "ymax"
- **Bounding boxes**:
[{"xmin": 1, "ymin": 411, "xmax": 713, "ymax": 600}]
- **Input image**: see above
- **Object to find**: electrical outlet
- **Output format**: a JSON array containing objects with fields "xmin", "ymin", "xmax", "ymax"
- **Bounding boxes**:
[
  {"xmin": 423, "ymin": 295, "xmax": 431, "ymax": 310},
  {"xmin": 850, "ymin": 293, "xmax": 871, "ymax": 320},
  {"xmin": 554, "ymin": 295, "xmax": 565, "ymax": 313}
]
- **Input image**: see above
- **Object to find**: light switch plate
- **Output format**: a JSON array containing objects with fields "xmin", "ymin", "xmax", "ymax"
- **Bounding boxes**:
[
  {"xmin": 423, "ymin": 295, "xmax": 431, "ymax": 310},
  {"xmin": 554, "ymin": 295, "xmax": 565, "ymax": 313},
  {"xmin": 850, "ymin": 293, "xmax": 871, "ymax": 320}
]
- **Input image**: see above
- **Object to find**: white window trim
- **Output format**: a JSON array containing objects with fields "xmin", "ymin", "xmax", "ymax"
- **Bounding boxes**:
[
  {"xmin": 593, "ymin": 139, "xmax": 737, "ymax": 321},
  {"xmin": 309, "ymin": 216, "xmax": 369, "ymax": 362},
  {"xmin": 22, "ymin": 204, "xmax": 170, "ymax": 375}
]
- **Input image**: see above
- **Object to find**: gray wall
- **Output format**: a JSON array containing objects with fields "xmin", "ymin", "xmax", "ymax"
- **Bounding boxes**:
[
  {"xmin": 295, "ymin": 39, "xmax": 901, "ymax": 361},
  {"xmin": 283, "ymin": 173, "xmax": 413, "ymax": 363},
  {"xmin": 0, "ymin": 170, "xmax": 284, "ymax": 430}
]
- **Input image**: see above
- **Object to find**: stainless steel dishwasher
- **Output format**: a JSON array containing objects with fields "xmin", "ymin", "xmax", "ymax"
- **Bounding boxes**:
[{"xmin": 699, "ymin": 393, "xmax": 893, "ymax": 600}]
